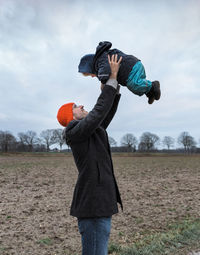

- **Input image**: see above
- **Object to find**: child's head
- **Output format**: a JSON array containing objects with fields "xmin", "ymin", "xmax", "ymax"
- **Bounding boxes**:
[{"xmin": 78, "ymin": 54, "xmax": 95, "ymax": 75}]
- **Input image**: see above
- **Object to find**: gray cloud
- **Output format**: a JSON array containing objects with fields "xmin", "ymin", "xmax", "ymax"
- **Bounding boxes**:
[{"xmin": 0, "ymin": 0, "xmax": 200, "ymax": 145}]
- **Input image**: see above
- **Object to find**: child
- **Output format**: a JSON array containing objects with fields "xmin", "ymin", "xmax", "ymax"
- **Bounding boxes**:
[{"xmin": 78, "ymin": 41, "xmax": 161, "ymax": 104}]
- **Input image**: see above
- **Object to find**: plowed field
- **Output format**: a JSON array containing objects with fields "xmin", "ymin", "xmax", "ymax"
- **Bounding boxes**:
[{"xmin": 0, "ymin": 153, "xmax": 199, "ymax": 254}]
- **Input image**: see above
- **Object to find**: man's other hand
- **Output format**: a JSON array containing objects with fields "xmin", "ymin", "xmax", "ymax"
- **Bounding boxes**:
[{"xmin": 108, "ymin": 54, "xmax": 122, "ymax": 80}]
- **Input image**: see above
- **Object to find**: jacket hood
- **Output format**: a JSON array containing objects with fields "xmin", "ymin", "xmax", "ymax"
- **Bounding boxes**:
[
  {"xmin": 93, "ymin": 41, "xmax": 112, "ymax": 68},
  {"xmin": 95, "ymin": 41, "xmax": 112, "ymax": 56}
]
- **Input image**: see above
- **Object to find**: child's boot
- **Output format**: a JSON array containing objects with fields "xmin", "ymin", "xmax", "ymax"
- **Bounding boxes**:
[
  {"xmin": 146, "ymin": 81, "xmax": 161, "ymax": 104},
  {"xmin": 152, "ymin": 81, "xmax": 161, "ymax": 100}
]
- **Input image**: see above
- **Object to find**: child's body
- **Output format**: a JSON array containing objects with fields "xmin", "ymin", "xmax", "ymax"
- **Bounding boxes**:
[{"xmin": 78, "ymin": 41, "xmax": 161, "ymax": 104}]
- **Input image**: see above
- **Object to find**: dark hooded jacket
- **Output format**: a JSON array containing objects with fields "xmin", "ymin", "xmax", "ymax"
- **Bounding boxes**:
[
  {"xmin": 92, "ymin": 41, "xmax": 140, "ymax": 85},
  {"xmin": 63, "ymin": 85, "xmax": 123, "ymax": 218}
]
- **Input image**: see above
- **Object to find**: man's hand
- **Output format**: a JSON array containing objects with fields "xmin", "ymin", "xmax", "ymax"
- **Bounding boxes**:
[
  {"xmin": 101, "ymin": 83, "xmax": 105, "ymax": 91},
  {"xmin": 108, "ymin": 54, "xmax": 122, "ymax": 79}
]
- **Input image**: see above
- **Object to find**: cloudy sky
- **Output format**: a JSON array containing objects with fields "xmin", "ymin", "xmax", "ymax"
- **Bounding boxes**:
[{"xmin": 0, "ymin": 0, "xmax": 200, "ymax": 147}]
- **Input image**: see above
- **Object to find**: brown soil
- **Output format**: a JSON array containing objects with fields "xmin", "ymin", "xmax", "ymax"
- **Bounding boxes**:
[{"xmin": 0, "ymin": 154, "xmax": 200, "ymax": 254}]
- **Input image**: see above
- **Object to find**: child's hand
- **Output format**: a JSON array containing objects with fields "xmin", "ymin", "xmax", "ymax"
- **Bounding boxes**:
[{"xmin": 108, "ymin": 54, "xmax": 122, "ymax": 79}]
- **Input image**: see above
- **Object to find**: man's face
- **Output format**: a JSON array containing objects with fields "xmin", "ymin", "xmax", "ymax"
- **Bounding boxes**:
[
  {"xmin": 83, "ymin": 73, "xmax": 96, "ymax": 78},
  {"xmin": 72, "ymin": 103, "xmax": 88, "ymax": 120}
]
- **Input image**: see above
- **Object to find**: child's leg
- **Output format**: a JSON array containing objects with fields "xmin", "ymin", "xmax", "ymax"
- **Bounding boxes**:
[{"xmin": 126, "ymin": 61, "xmax": 152, "ymax": 96}]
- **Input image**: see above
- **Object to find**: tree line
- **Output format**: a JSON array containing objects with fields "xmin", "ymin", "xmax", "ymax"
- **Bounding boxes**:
[
  {"xmin": 0, "ymin": 129, "xmax": 64, "ymax": 153},
  {"xmin": 115, "ymin": 131, "xmax": 198, "ymax": 153},
  {"xmin": 0, "ymin": 129, "xmax": 199, "ymax": 153}
]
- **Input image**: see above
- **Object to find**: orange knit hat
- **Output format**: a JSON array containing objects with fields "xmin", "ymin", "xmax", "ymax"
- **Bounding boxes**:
[{"xmin": 57, "ymin": 102, "xmax": 74, "ymax": 127}]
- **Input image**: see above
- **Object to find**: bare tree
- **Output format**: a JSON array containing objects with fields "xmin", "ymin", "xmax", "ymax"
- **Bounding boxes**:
[
  {"xmin": 18, "ymin": 130, "xmax": 39, "ymax": 152},
  {"xmin": 121, "ymin": 133, "xmax": 137, "ymax": 152},
  {"xmin": 139, "ymin": 132, "xmax": 160, "ymax": 151},
  {"xmin": 0, "ymin": 131, "xmax": 16, "ymax": 152},
  {"xmin": 162, "ymin": 136, "xmax": 175, "ymax": 150},
  {"xmin": 53, "ymin": 129, "xmax": 64, "ymax": 151},
  {"xmin": 108, "ymin": 136, "xmax": 117, "ymax": 147},
  {"xmin": 178, "ymin": 131, "xmax": 196, "ymax": 152},
  {"xmin": 40, "ymin": 129, "xmax": 57, "ymax": 152},
  {"xmin": 138, "ymin": 141, "xmax": 147, "ymax": 151}
]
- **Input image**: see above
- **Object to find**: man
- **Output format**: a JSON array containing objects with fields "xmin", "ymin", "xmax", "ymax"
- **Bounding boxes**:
[{"xmin": 57, "ymin": 55, "xmax": 123, "ymax": 255}]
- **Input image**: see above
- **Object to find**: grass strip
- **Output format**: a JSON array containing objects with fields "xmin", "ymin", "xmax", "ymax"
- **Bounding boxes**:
[{"xmin": 109, "ymin": 218, "xmax": 200, "ymax": 255}]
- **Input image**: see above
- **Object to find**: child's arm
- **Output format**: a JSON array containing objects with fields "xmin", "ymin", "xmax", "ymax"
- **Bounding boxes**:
[{"xmin": 96, "ymin": 51, "xmax": 111, "ymax": 84}]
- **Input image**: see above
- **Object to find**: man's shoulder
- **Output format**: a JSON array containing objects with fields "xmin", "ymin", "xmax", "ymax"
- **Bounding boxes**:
[
  {"xmin": 63, "ymin": 120, "xmax": 79, "ymax": 137},
  {"xmin": 65, "ymin": 120, "xmax": 79, "ymax": 132}
]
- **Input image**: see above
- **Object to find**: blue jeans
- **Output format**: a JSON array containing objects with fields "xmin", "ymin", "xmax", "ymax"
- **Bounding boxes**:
[
  {"xmin": 127, "ymin": 61, "xmax": 152, "ymax": 96},
  {"xmin": 78, "ymin": 217, "xmax": 112, "ymax": 255}
]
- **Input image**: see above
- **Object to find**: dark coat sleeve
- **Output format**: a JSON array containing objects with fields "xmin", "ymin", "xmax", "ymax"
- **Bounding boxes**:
[
  {"xmin": 65, "ymin": 85, "xmax": 117, "ymax": 143},
  {"xmin": 96, "ymin": 52, "xmax": 111, "ymax": 84},
  {"xmin": 101, "ymin": 94, "xmax": 121, "ymax": 130}
]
